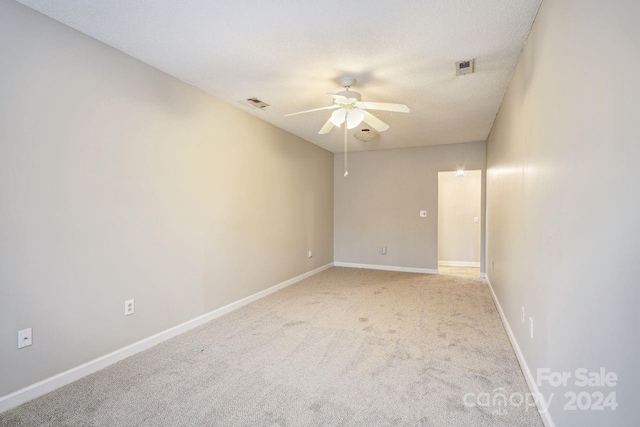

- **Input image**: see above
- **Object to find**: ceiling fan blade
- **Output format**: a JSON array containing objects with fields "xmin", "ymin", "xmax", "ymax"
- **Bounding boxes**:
[
  {"xmin": 318, "ymin": 119, "xmax": 335, "ymax": 134},
  {"xmin": 285, "ymin": 105, "xmax": 339, "ymax": 117},
  {"xmin": 357, "ymin": 101, "xmax": 410, "ymax": 113},
  {"xmin": 361, "ymin": 110, "xmax": 390, "ymax": 132}
]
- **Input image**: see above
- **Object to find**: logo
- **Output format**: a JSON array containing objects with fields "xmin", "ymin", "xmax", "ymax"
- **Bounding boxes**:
[{"xmin": 462, "ymin": 368, "xmax": 618, "ymax": 415}]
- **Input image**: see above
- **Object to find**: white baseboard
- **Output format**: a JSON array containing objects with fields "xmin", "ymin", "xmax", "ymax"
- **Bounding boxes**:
[
  {"xmin": 334, "ymin": 262, "xmax": 438, "ymax": 275},
  {"xmin": 485, "ymin": 275, "xmax": 555, "ymax": 427},
  {"xmin": 438, "ymin": 260, "xmax": 481, "ymax": 267},
  {"xmin": 0, "ymin": 262, "xmax": 334, "ymax": 414}
]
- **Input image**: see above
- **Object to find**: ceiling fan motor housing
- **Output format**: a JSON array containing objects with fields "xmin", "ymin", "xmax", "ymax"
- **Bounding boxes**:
[{"xmin": 335, "ymin": 90, "xmax": 361, "ymax": 102}]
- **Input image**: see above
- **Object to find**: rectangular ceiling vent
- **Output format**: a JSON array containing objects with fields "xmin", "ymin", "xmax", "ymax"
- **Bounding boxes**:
[
  {"xmin": 456, "ymin": 59, "xmax": 475, "ymax": 76},
  {"xmin": 246, "ymin": 97, "xmax": 270, "ymax": 110}
]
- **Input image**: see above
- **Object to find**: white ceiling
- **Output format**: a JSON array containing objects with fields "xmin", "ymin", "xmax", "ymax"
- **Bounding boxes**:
[{"xmin": 17, "ymin": 0, "xmax": 541, "ymax": 153}]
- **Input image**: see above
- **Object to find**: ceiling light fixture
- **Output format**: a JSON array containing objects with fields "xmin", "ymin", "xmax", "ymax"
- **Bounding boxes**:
[
  {"xmin": 329, "ymin": 107, "xmax": 364, "ymax": 129},
  {"xmin": 329, "ymin": 109, "xmax": 346, "ymax": 127},
  {"xmin": 354, "ymin": 128, "xmax": 377, "ymax": 142},
  {"xmin": 454, "ymin": 170, "xmax": 467, "ymax": 178},
  {"xmin": 347, "ymin": 108, "xmax": 364, "ymax": 129}
]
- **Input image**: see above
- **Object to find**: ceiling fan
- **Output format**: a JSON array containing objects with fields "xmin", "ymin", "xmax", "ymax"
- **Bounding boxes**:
[{"xmin": 285, "ymin": 77, "xmax": 410, "ymax": 176}]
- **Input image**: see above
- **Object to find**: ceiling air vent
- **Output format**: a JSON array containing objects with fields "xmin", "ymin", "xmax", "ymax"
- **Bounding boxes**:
[
  {"xmin": 456, "ymin": 59, "xmax": 475, "ymax": 76},
  {"xmin": 246, "ymin": 97, "xmax": 270, "ymax": 110}
]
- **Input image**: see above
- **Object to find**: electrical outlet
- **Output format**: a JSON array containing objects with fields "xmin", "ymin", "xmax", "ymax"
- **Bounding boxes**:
[
  {"xmin": 381, "ymin": 246, "xmax": 387, "ymax": 255},
  {"xmin": 521, "ymin": 306, "xmax": 525, "ymax": 323},
  {"xmin": 18, "ymin": 328, "xmax": 32, "ymax": 349},
  {"xmin": 125, "ymin": 299, "xmax": 135, "ymax": 316},
  {"xmin": 529, "ymin": 317, "xmax": 534, "ymax": 339},
  {"xmin": 308, "ymin": 250, "xmax": 313, "ymax": 258},
  {"xmin": 419, "ymin": 210, "xmax": 427, "ymax": 217}
]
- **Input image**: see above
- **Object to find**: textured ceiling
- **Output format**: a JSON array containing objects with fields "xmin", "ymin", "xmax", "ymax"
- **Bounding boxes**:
[{"xmin": 17, "ymin": 0, "xmax": 541, "ymax": 153}]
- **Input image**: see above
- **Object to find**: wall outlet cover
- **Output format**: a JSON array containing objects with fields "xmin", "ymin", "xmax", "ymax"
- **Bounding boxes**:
[{"xmin": 125, "ymin": 299, "xmax": 135, "ymax": 316}]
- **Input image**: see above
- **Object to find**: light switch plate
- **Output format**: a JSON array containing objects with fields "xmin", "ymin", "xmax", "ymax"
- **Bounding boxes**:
[
  {"xmin": 18, "ymin": 328, "xmax": 32, "ymax": 349},
  {"xmin": 419, "ymin": 210, "xmax": 427, "ymax": 217}
]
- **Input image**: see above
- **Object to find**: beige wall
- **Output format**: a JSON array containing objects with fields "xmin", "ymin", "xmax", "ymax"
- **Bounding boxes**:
[
  {"xmin": 334, "ymin": 142, "xmax": 486, "ymax": 271},
  {"xmin": 437, "ymin": 170, "xmax": 481, "ymax": 264},
  {"xmin": 486, "ymin": 0, "xmax": 639, "ymax": 425},
  {"xmin": 0, "ymin": 0, "xmax": 333, "ymax": 398}
]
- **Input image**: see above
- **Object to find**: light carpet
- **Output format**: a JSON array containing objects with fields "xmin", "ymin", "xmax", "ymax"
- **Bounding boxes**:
[{"xmin": 0, "ymin": 267, "xmax": 542, "ymax": 426}]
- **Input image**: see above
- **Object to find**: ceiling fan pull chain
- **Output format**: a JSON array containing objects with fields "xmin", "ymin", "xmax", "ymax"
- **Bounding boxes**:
[{"xmin": 343, "ymin": 112, "xmax": 349, "ymax": 177}]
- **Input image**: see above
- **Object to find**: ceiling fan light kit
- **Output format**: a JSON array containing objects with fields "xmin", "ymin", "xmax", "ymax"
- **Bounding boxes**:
[
  {"xmin": 285, "ymin": 77, "xmax": 410, "ymax": 177},
  {"xmin": 330, "ymin": 108, "xmax": 364, "ymax": 129}
]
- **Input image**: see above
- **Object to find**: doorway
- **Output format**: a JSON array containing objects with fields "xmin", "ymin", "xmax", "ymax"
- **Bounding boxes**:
[{"xmin": 437, "ymin": 170, "xmax": 482, "ymax": 277}]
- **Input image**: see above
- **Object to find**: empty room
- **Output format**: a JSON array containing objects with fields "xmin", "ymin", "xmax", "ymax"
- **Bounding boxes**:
[{"xmin": 0, "ymin": 0, "xmax": 637, "ymax": 426}]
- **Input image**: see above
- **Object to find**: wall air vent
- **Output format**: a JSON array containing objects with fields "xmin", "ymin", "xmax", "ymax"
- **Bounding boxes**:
[
  {"xmin": 456, "ymin": 59, "xmax": 475, "ymax": 76},
  {"xmin": 246, "ymin": 97, "xmax": 270, "ymax": 110}
]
